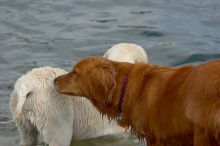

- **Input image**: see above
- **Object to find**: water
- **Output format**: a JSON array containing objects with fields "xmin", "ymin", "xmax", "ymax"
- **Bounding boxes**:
[{"xmin": 0, "ymin": 0, "xmax": 220, "ymax": 145}]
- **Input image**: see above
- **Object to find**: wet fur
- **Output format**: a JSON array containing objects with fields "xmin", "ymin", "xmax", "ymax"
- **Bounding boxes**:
[
  {"xmin": 10, "ymin": 67, "xmax": 124, "ymax": 146},
  {"xmin": 11, "ymin": 43, "xmax": 148, "ymax": 146},
  {"xmin": 55, "ymin": 57, "xmax": 220, "ymax": 146}
]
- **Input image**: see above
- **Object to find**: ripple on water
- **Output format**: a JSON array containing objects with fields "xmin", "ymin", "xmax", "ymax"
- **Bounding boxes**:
[
  {"xmin": 1, "ymin": 0, "xmax": 220, "ymax": 145},
  {"xmin": 174, "ymin": 53, "xmax": 220, "ymax": 66}
]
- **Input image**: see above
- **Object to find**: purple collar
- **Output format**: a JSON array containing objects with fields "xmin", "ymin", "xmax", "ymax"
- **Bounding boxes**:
[{"xmin": 118, "ymin": 75, "xmax": 128, "ymax": 112}]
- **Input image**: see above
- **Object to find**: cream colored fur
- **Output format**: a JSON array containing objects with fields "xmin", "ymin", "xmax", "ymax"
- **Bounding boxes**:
[
  {"xmin": 103, "ymin": 43, "xmax": 148, "ymax": 63},
  {"xmin": 10, "ymin": 67, "xmax": 125, "ymax": 146},
  {"xmin": 10, "ymin": 43, "xmax": 148, "ymax": 146}
]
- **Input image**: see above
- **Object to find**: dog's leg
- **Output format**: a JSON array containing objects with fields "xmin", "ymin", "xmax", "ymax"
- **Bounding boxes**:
[
  {"xmin": 17, "ymin": 119, "xmax": 38, "ymax": 146},
  {"xmin": 43, "ymin": 119, "xmax": 73, "ymax": 146},
  {"xmin": 147, "ymin": 140, "xmax": 166, "ymax": 146},
  {"xmin": 194, "ymin": 125, "xmax": 219, "ymax": 146},
  {"xmin": 214, "ymin": 133, "xmax": 220, "ymax": 145},
  {"xmin": 148, "ymin": 143, "xmax": 166, "ymax": 146}
]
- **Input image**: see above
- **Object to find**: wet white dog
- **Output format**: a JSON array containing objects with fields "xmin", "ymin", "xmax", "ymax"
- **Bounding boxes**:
[
  {"xmin": 103, "ymin": 43, "xmax": 148, "ymax": 63},
  {"xmin": 10, "ymin": 43, "xmax": 148, "ymax": 146}
]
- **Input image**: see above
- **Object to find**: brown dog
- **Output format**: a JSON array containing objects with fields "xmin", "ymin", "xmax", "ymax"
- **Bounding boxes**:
[{"xmin": 54, "ymin": 56, "xmax": 220, "ymax": 146}]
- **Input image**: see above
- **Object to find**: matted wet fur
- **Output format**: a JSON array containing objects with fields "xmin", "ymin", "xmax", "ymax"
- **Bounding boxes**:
[
  {"xmin": 54, "ymin": 56, "xmax": 220, "ymax": 146},
  {"xmin": 10, "ymin": 43, "xmax": 148, "ymax": 146}
]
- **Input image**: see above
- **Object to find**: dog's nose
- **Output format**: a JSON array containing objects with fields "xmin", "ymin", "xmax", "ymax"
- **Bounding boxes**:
[{"xmin": 54, "ymin": 77, "xmax": 59, "ymax": 84}]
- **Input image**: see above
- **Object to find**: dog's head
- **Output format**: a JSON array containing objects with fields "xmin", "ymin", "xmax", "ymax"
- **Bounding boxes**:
[{"xmin": 54, "ymin": 56, "xmax": 117, "ymax": 105}]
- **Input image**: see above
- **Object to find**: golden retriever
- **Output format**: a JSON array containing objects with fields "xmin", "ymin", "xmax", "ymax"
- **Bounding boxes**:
[{"xmin": 54, "ymin": 56, "xmax": 220, "ymax": 146}]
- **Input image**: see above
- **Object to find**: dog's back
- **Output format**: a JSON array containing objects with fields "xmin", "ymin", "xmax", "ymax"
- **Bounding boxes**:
[{"xmin": 103, "ymin": 43, "xmax": 148, "ymax": 63}]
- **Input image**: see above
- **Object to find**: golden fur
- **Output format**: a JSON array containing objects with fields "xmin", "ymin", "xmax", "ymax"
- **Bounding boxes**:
[{"xmin": 54, "ymin": 56, "xmax": 220, "ymax": 146}]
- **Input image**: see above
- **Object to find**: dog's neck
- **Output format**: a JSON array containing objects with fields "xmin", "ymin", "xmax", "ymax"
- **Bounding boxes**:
[
  {"xmin": 93, "ymin": 62, "xmax": 155, "ymax": 119},
  {"xmin": 91, "ymin": 62, "xmax": 134, "ymax": 119},
  {"xmin": 108, "ymin": 62, "xmax": 147, "ymax": 115},
  {"xmin": 118, "ymin": 75, "xmax": 128, "ymax": 112}
]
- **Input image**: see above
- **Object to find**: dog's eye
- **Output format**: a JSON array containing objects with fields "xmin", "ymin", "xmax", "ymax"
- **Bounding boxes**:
[
  {"xmin": 72, "ymin": 70, "xmax": 78, "ymax": 76},
  {"xmin": 71, "ymin": 68, "xmax": 80, "ymax": 77}
]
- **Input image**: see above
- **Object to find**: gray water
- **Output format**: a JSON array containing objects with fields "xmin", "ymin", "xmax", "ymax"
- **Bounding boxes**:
[{"xmin": 0, "ymin": 0, "xmax": 220, "ymax": 145}]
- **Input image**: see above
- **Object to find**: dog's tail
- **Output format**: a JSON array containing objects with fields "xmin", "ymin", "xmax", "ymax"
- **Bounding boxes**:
[{"xmin": 10, "ymin": 76, "xmax": 34, "ymax": 120}]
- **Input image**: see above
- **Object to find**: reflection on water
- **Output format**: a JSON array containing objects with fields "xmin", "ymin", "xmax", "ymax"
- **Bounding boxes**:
[
  {"xmin": 70, "ymin": 134, "xmax": 144, "ymax": 146},
  {"xmin": 0, "ymin": 0, "xmax": 220, "ymax": 145}
]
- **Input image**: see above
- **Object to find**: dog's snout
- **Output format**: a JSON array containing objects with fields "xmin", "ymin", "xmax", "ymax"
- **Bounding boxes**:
[{"xmin": 54, "ymin": 77, "xmax": 59, "ymax": 84}]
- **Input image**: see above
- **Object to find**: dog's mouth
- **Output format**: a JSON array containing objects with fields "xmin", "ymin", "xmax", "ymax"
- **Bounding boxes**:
[
  {"xmin": 54, "ymin": 81, "xmax": 70, "ymax": 95},
  {"xmin": 55, "ymin": 89, "xmax": 75, "ymax": 96},
  {"xmin": 54, "ymin": 85, "xmax": 79, "ymax": 97},
  {"xmin": 63, "ymin": 92, "xmax": 75, "ymax": 96}
]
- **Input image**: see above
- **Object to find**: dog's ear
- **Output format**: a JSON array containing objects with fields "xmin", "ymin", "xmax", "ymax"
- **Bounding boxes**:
[{"xmin": 88, "ymin": 61, "xmax": 117, "ymax": 104}]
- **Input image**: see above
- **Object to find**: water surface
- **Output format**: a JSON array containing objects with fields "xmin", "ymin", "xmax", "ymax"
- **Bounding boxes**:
[{"xmin": 0, "ymin": 0, "xmax": 220, "ymax": 145}]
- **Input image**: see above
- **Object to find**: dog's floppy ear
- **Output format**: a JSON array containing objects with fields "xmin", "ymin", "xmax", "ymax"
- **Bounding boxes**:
[{"xmin": 88, "ymin": 60, "xmax": 117, "ymax": 104}]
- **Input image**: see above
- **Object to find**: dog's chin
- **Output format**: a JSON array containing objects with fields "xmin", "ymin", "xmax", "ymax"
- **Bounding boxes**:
[
  {"xmin": 55, "ymin": 89, "xmax": 76, "ymax": 96},
  {"xmin": 91, "ymin": 100, "xmax": 120, "ymax": 118},
  {"xmin": 63, "ymin": 92, "xmax": 75, "ymax": 96}
]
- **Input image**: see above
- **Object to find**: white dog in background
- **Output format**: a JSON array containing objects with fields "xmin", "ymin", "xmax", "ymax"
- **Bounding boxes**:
[
  {"xmin": 10, "ymin": 43, "xmax": 148, "ymax": 146},
  {"xmin": 103, "ymin": 43, "xmax": 148, "ymax": 63}
]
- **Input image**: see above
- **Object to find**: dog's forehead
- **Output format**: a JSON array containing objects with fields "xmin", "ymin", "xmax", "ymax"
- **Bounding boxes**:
[
  {"xmin": 74, "ymin": 59, "xmax": 93, "ymax": 69},
  {"xmin": 75, "ymin": 57, "xmax": 104, "ymax": 68}
]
